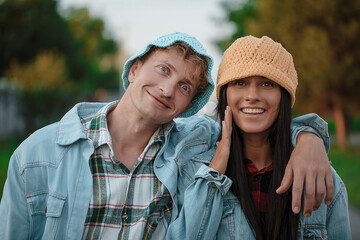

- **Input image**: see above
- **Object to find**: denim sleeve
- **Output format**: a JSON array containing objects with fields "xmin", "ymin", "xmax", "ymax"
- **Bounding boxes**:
[
  {"xmin": 325, "ymin": 168, "xmax": 352, "ymax": 239},
  {"xmin": 0, "ymin": 154, "xmax": 30, "ymax": 239},
  {"xmin": 291, "ymin": 113, "xmax": 330, "ymax": 153},
  {"xmin": 165, "ymin": 164, "xmax": 232, "ymax": 240}
]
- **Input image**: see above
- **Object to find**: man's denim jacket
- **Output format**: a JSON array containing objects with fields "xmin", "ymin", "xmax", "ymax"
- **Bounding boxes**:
[{"xmin": 0, "ymin": 102, "xmax": 330, "ymax": 239}]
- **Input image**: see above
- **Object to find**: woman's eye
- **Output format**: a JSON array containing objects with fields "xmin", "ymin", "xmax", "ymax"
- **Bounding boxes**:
[
  {"xmin": 234, "ymin": 81, "xmax": 245, "ymax": 86},
  {"xmin": 160, "ymin": 66, "xmax": 168, "ymax": 73},
  {"xmin": 262, "ymin": 82, "xmax": 274, "ymax": 87}
]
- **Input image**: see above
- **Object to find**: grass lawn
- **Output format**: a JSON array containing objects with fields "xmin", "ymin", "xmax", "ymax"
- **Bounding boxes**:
[
  {"xmin": 0, "ymin": 138, "xmax": 22, "ymax": 200},
  {"xmin": 329, "ymin": 146, "xmax": 360, "ymax": 209}
]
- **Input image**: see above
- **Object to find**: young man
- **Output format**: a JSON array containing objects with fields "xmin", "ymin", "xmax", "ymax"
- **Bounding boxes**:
[{"xmin": 0, "ymin": 32, "xmax": 331, "ymax": 239}]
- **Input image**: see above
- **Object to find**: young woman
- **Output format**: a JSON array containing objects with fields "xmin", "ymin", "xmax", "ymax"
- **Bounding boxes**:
[{"xmin": 166, "ymin": 36, "xmax": 351, "ymax": 239}]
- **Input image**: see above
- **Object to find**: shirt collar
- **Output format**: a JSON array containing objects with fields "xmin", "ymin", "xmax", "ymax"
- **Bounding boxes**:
[
  {"xmin": 87, "ymin": 102, "xmax": 117, "ymax": 149},
  {"xmin": 87, "ymin": 102, "xmax": 175, "ymax": 151},
  {"xmin": 244, "ymin": 158, "xmax": 273, "ymax": 175}
]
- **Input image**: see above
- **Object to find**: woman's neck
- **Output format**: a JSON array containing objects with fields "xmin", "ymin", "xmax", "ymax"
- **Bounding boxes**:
[{"xmin": 242, "ymin": 132, "xmax": 273, "ymax": 170}]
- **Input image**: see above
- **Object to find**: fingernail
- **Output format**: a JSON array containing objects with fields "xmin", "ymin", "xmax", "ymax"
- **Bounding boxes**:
[
  {"xmin": 304, "ymin": 212, "xmax": 311, "ymax": 218},
  {"xmin": 325, "ymin": 200, "xmax": 331, "ymax": 205},
  {"xmin": 293, "ymin": 206, "xmax": 299, "ymax": 213}
]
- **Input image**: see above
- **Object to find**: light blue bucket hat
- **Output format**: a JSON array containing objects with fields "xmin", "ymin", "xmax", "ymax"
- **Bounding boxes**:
[{"xmin": 121, "ymin": 32, "xmax": 214, "ymax": 118}]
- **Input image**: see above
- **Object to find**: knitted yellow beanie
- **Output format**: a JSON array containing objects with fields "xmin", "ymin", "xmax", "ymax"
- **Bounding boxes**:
[{"xmin": 216, "ymin": 36, "xmax": 298, "ymax": 106}]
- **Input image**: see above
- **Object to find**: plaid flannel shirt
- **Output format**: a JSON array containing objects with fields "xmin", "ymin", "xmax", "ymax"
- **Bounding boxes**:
[
  {"xmin": 81, "ymin": 102, "xmax": 172, "ymax": 240},
  {"xmin": 245, "ymin": 159, "xmax": 273, "ymax": 214}
]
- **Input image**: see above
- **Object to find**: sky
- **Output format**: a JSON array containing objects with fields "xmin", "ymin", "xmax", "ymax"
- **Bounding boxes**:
[
  {"xmin": 58, "ymin": 0, "xmax": 234, "ymax": 80},
  {"xmin": 58, "ymin": 0, "xmax": 235, "ymax": 115}
]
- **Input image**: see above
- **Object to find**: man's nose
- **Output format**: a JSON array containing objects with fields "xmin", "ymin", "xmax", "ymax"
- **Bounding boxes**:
[{"xmin": 159, "ymin": 79, "xmax": 177, "ymax": 97}]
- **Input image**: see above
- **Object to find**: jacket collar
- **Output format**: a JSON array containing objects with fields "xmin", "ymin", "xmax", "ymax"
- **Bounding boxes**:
[{"xmin": 56, "ymin": 102, "xmax": 110, "ymax": 146}]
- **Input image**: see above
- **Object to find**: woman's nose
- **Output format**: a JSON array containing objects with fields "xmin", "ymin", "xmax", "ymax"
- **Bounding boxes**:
[{"xmin": 245, "ymin": 84, "xmax": 260, "ymax": 101}]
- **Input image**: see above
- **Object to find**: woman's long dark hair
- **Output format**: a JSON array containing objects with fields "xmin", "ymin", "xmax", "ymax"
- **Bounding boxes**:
[{"xmin": 217, "ymin": 85, "xmax": 300, "ymax": 240}]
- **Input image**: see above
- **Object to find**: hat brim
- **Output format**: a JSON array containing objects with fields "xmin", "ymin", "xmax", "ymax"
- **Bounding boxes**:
[{"xmin": 216, "ymin": 61, "xmax": 297, "ymax": 106}]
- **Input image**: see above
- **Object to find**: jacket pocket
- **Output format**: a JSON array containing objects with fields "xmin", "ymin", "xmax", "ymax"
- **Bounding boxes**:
[
  {"xmin": 222, "ymin": 200, "xmax": 235, "ymax": 218},
  {"xmin": 45, "ymin": 194, "xmax": 66, "ymax": 217},
  {"xmin": 26, "ymin": 192, "xmax": 66, "ymax": 239},
  {"xmin": 217, "ymin": 200, "xmax": 236, "ymax": 240},
  {"xmin": 300, "ymin": 227, "xmax": 328, "ymax": 240}
]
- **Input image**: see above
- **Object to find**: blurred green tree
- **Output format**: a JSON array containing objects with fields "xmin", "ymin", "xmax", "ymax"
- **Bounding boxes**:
[
  {"xmin": 65, "ymin": 8, "xmax": 120, "ymax": 90},
  {"xmin": 0, "ymin": 0, "xmax": 120, "ymax": 134},
  {"xmin": 6, "ymin": 51, "xmax": 70, "ymax": 92},
  {"xmin": 218, "ymin": 0, "xmax": 360, "ymax": 149},
  {"xmin": 0, "ymin": 0, "xmax": 76, "ymax": 75}
]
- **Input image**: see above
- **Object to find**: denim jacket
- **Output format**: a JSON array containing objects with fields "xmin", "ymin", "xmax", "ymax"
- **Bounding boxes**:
[
  {"xmin": 165, "ymin": 120, "xmax": 351, "ymax": 240},
  {"xmin": 0, "ymin": 102, "xmax": 329, "ymax": 240},
  {"xmin": 166, "ymin": 164, "xmax": 351, "ymax": 240}
]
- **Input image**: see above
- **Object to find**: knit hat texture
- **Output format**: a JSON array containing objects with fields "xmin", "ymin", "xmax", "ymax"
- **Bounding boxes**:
[
  {"xmin": 122, "ymin": 32, "xmax": 214, "ymax": 118},
  {"xmin": 217, "ymin": 36, "xmax": 298, "ymax": 106}
]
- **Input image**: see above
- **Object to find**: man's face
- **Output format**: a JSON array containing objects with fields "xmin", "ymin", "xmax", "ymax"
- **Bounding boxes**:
[{"xmin": 127, "ymin": 48, "xmax": 197, "ymax": 124}]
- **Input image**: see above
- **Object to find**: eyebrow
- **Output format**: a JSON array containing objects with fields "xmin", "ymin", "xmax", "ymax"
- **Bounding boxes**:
[
  {"xmin": 163, "ymin": 60, "xmax": 177, "ymax": 73},
  {"xmin": 163, "ymin": 60, "xmax": 195, "ymax": 88},
  {"xmin": 182, "ymin": 78, "xmax": 195, "ymax": 88}
]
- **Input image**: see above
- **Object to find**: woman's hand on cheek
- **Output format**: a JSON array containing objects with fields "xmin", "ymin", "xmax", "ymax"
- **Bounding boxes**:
[
  {"xmin": 209, "ymin": 106, "xmax": 232, "ymax": 175},
  {"xmin": 276, "ymin": 132, "xmax": 334, "ymax": 217}
]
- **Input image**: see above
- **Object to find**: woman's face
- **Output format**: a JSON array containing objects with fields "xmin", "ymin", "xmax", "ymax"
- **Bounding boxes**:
[{"xmin": 226, "ymin": 76, "xmax": 281, "ymax": 136}]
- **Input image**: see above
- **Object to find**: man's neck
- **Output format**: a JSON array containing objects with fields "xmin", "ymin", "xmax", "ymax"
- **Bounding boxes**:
[{"xmin": 107, "ymin": 99, "xmax": 162, "ymax": 171}]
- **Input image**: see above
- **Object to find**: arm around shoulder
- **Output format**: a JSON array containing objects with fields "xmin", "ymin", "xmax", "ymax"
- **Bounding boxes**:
[{"xmin": 291, "ymin": 113, "xmax": 330, "ymax": 152}]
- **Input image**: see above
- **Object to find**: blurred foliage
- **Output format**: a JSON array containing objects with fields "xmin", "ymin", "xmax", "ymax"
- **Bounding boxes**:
[
  {"xmin": 327, "ymin": 117, "xmax": 360, "ymax": 134},
  {"xmin": 65, "ymin": 7, "xmax": 120, "ymax": 90},
  {"xmin": 0, "ymin": 0, "xmax": 75, "ymax": 75},
  {"xmin": 5, "ymin": 51, "xmax": 71, "ymax": 91},
  {"xmin": 0, "ymin": 0, "xmax": 121, "ymax": 133},
  {"xmin": 218, "ymin": 0, "xmax": 360, "ymax": 149}
]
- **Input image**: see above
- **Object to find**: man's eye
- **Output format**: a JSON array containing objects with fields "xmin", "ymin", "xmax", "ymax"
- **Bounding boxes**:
[
  {"xmin": 160, "ymin": 66, "xmax": 168, "ymax": 73},
  {"xmin": 180, "ymin": 84, "xmax": 190, "ymax": 92}
]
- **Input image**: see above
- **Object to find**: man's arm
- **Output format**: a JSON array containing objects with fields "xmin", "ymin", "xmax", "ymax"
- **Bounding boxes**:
[
  {"xmin": 277, "ymin": 113, "xmax": 333, "ymax": 217},
  {"xmin": 0, "ymin": 154, "xmax": 30, "ymax": 239}
]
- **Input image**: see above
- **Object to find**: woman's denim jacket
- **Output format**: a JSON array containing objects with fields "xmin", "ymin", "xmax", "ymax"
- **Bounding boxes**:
[
  {"xmin": 0, "ymin": 102, "xmax": 330, "ymax": 239},
  {"xmin": 165, "ymin": 120, "xmax": 351, "ymax": 240}
]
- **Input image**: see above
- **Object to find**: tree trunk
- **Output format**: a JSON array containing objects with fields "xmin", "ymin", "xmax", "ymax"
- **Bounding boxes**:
[{"xmin": 333, "ymin": 105, "xmax": 348, "ymax": 150}]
